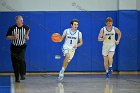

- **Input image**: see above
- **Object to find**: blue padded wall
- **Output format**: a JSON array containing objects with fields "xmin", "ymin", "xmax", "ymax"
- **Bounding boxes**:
[{"xmin": 0, "ymin": 11, "xmax": 139, "ymax": 72}]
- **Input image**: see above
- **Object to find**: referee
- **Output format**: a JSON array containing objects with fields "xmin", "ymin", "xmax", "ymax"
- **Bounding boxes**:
[{"xmin": 6, "ymin": 15, "xmax": 30, "ymax": 83}]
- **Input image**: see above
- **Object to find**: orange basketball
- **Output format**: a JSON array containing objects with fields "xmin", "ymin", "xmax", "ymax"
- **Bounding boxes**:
[{"xmin": 51, "ymin": 33, "xmax": 61, "ymax": 42}]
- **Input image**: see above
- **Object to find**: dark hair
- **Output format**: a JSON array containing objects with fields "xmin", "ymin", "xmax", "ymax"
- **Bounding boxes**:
[{"xmin": 70, "ymin": 19, "xmax": 79, "ymax": 25}]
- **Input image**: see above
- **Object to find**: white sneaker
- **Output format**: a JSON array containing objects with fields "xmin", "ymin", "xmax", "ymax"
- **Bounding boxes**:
[{"xmin": 58, "ymin": 70, "xmax": 64, "ymax": 81}]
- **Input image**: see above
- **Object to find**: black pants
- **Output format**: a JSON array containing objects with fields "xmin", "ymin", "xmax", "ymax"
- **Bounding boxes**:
[{"xmin": 10, "ymin": 44, "xmax": 27, "ymax": 80}]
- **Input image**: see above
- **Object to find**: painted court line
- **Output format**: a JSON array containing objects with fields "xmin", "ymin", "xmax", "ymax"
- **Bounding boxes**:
[{"xmin": 10, "ymin": 76, "xmax": 15, "ymax": 93}]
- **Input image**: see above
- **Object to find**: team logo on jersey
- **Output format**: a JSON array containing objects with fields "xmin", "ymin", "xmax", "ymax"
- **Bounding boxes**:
[
  {"xmin": 105, "ymin": 33, "xmax": 114, "ymax": 36},
  {"xmin": 67, "ymin": 36, "xmax": 77, "ymax": 39}
]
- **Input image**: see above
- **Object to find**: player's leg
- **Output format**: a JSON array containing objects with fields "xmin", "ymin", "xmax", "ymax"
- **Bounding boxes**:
[
  {"xmin": 62, "ymin": 53, "xmax": 70, "ymax": 70},
  {"xmin": 58, "ymin": 49, "xmax": 70, "ymax": 80},
  {"xmin": 104, "ymin": 56, "xmax": 110, "ymax": 78},
  {"xmin": 59, "ymin": 49, "xmax": 75, "ymax": 80},
  {"xmin": 62, "ymin": 50, "xmax": 75, "ymax": 71},
  {"xmin": 102, "ymin": 44, "xmax": 110, "ymax": 78},
  {"xmin": 108, "ymin": 44, "xmax": 116, "ymax": 75},
  {"xmin": 108, "ymin": 52, "xmax": 114, "ymax": 74},
  {"xmin": 104, "ymin": 56, "xmax": 109, "ymax": 73},
  {"xmin": 58, "ymin": 53, "xmax": 70, "ymax": 81}
]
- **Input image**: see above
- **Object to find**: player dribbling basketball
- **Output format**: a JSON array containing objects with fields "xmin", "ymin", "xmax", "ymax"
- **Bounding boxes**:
[
  {"xmin": 58, "ymin": 19, "xmax": 83, "ymax": 81},
  {"xmin": 98, "ymin": 17, "xmax": 121, "ymax": 78}
]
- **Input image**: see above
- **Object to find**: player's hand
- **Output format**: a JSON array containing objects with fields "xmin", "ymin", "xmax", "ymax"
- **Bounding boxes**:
[
  {"xmin": 58, "ymin": 39, "xmax": 62, "ymax": 42},
  {"xmin": 73, "ymin": 45, "xmax": 77, "ymax": 48},
  {"xmin": 25, "ymin": 35, "xmax": 29, "ymax": 40},
  {"xmin": 14, "ymin": 34, "xmax": 19, "ymax": 40},
  {"xmin": 115, "ymin": 40, "xmax": 119, "ymax": 45},
  {"xmin": 98, "ymin": 37, "xmax": 104, "ymax": 41}
]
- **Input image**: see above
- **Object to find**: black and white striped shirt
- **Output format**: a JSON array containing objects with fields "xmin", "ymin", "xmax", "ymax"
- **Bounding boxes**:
[{"xmin": 6, "ymin": 25, "xmax": 30, "ymax": 46}]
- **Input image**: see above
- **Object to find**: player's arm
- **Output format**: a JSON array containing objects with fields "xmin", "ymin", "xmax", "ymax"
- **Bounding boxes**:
[
  {"xmin": 60, "ymin": 34, "xmax": 66, "ymax": 42},
  {"xmin": 59, "ymin": 29, "xmax": 67, "ymax": 42},
  {"xmin": 115, "ymin": 27, "xmax": 121, "ymax": 45},
  {"xmin": 77, "ymin": 37, "xmax": 83, "ymax": 47},
  {"xmin": 98, "ymin": 28, "xmax": 104, "ymax": 42},
  {"xmin": 73, "ymin": 32, "xmax": 83, "ymax": 48}
]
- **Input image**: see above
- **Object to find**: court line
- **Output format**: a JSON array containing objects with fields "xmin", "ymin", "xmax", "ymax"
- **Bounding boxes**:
[
  {"xmin": 10, "ymin": 76, "xmax": 15, "ymax": 93},
  {"xmin": 0, "ymin": 86, "xmax": 10, "ymax": 87},
  {"xmin": 0, "ymin": 71, "xmax": 140, "ymax": 76}
]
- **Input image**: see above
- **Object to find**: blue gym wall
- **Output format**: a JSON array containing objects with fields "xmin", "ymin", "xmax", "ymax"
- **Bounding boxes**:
[
  {"xmin": 0, "ymin": 0, "xmax": 140, "ymax": 72},
  {"xmin": 118, "ymin": 10, "xmax": 138, "ymax": 71},
  {"xmin": 138, "ymin": 10, "xmax": 140, "ymax": 71}
]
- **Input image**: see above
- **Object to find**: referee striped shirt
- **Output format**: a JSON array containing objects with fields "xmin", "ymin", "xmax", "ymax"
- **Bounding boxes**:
[{"xmin": 6, "ymin": 25, "xmax": 30, "ymax": 46}]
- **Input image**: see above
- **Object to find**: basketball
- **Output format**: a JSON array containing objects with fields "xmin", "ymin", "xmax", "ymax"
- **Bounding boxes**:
[{"xmin": 51, "ymin": 33, "xmax": 61, "ymax": 42}]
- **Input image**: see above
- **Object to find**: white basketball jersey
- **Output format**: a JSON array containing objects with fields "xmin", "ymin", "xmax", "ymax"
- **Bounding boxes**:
[
  {"xmin": 63, "ymin": 28, "xmax": 81, "ymax": 49},
  {"xmin": 103, "ymin": 26, "xmax": 116, "ymax": 45}
]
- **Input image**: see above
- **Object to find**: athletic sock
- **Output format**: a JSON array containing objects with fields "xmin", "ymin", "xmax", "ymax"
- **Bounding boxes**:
[
  {"xmin": 61, "ymin": 67, "xmax": 65, "ymax": 72},
  {"xmin": 106, "ymin": 70, "xmax": 108, "ymax": 73}
]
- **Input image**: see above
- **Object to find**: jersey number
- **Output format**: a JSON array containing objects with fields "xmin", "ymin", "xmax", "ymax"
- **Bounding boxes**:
[
  {"xmin": 108, "ymin": 36, "xmax": 111, "ymax": 40},
  {"xmin": 70, "ymin": 40, "xmax": 72, "ymax": 44}
]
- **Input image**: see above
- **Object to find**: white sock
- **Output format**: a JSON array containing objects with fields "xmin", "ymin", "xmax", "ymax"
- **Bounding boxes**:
[
  {"xmin": 109, "ymin": 65, "xmax": 112, "ymax": 67},
  {"xmin": 106, "ymin": 70, "xmax": 108, "ymax": 73},
  {"xmin": 61, "ymin": 67, "xmax": 65, "ymax": 72}
]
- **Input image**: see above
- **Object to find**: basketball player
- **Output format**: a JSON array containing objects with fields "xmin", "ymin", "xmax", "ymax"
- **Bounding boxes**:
[
  {"xmin": 98, "ymin": 17, "xmax": 121, "ymax": 78},
  {"xmin": 58, "ymin": 19, "xmax": 83, "ymax": 81}
]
